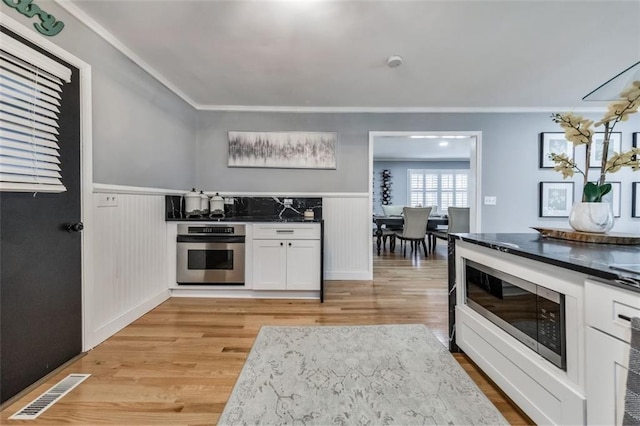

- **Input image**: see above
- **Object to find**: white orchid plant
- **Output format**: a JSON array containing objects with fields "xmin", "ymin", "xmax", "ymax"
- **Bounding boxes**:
[{"xmin": 550, "ymin": 80, "xmax": 640, "ymax": 202}]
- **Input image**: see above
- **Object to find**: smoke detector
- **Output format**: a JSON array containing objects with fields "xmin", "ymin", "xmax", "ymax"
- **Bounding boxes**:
[{"xmin": 387, "ymin": 55, "xmax": 403, "ymax": 68}]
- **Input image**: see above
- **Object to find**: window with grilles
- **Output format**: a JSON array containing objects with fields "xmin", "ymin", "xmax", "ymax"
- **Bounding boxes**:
[{"xmin": 408, "ymin": 169, "xmax": 469, "ymax": 212}]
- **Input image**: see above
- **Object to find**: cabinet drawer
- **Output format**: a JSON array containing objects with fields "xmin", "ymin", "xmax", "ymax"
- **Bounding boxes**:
[
  {"xmin": 585, "ymin": 279, "xmax": 640, "ymax": 344},
  {"xmin": 252, "ymin": 223, "xmax": 320, "ymax": 240}
]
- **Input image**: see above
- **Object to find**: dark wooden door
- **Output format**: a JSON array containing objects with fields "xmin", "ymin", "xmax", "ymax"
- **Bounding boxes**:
[{"xmin": 0, "ymin": 27, "xmax": 82, "ymax": 403}]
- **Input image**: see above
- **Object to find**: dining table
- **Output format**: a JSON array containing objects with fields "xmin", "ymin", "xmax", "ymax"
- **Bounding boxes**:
[{"xmin": 373, "ymin": 214, "xmax": 449, "ymax": 255}]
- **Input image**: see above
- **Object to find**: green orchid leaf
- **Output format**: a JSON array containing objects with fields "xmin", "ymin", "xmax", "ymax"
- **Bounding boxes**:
[
  {"xmin": 598, "ymin": 183, "xmax": 612, "ymax": 198},
  {"xmin": 583, "ymin": 182, "xmax": 612, "ymax": 202},
  {"xmin": 583, "ymin": 182, "xmax": 599, "ymax": 202}
]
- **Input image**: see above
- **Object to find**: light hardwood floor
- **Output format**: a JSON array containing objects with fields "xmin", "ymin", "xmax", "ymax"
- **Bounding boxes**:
[{"xmin": 1, "ymin": 240, "xmax": 533, "ymax": 425}]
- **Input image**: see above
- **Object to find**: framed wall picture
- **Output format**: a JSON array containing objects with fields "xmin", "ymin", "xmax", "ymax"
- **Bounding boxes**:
[
  {"xmin": 539, "ymin": 181, "xmax": 574, "ymax": 217},
  {"xmin": 632, "ymin": 182, "xmax": 640, "ymax": 218},
  {"xmin": 228, "ymin": 131, "xmax": 337, "ymax": 169},
  {"xmin": 601, "ymin": 181, "xmax": 621, "ymax": 218},
  {"xmin": 539, "ymin": 133, "xmax": 574, "ymax": 168},
  {"xmin": 589, "ymin": 132, "xmax": 622, "ymax": 167}
]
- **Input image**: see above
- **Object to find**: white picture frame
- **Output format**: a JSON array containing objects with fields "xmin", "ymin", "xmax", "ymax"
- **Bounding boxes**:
[
  {"xmin": 589, "ymin": 132, "xmax": 622, "ymax": 167},
  {"xmin": 539, "ymin": 181, "xmax": 574, "ymax": 217},
  {"xmin": 633, "ymin": 182, "xmax": 640, "ymax": 218},
  {"xmin": 539, "ymin": 133, "xmax": 574, "ymax": 168},
  {"xmin": 601, "ymin": 181, "xmax": 621, "ymax": 218}
]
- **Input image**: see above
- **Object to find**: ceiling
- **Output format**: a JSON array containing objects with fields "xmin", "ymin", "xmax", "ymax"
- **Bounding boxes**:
[
  {"xmin": 373, "ymin": 136, "xmax": 471, "ymax": 161},
  {"xmin": 67, "ymin": 0, "xmax": 640, "ymax": 110}
]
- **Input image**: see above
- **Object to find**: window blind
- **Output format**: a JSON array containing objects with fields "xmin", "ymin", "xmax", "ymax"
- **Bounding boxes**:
[
  {"xmin": 408, "ymin": 169, "xmax": 469, "ymax": 212},
  {"xmin": 0, "ymin": 31, "xmax": 72, "ymax": 193}
]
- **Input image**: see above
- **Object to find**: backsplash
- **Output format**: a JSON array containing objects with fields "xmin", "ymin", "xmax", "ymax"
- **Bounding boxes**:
[{"xmin": 165, "ymin": 195, "xmax": 322, "ymax": 220}]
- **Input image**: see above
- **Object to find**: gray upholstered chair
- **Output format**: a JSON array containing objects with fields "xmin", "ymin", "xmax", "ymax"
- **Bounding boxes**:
[
  {"xmin": 381, "ymin": 205, "xmax": 405, "ymax": 216},
  {"xmin": 380, "ymin": 205, "xmax": 405, "ymax": 250},
  {"xmin": 429, "ymin": 207, "xmax": 470, "ymax": 252},
  {"xmin": 394, "ymin": 207, "xmax": 432, "ymax": 257}
]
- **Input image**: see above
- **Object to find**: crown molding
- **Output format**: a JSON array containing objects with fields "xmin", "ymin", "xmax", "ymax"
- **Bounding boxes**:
[
  {"xmin": 53, "ymin": 1, "xmax": 610, "ymax": 115},
  {"xmin": 194, "ymin": 105, "xmax": 609, "ymax": 113},
  {"xmin": 54, "ymin": 0, "xmax": 198, "ymax": 109}
]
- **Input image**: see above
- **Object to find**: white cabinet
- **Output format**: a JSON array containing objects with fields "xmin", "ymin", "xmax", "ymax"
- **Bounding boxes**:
[
  {"xmin": 585, "ymin": 278, "xmax": 640, "ymax": 343},
  {"xmin": 585, "ymin": 278, "xmax": 638, "ymax": 425},
  {"xmin": 252, "ymin": 224, "xmax": 321, "ymax": 291},
  {"xmin": 586, "ymin": 327, "xmax": 630, "ymax": 425},
  {"xmin": 286, "ymin": 239, "xmax": 321, "ymax": 290},
  {"xmin": 454, "ymin": 241, "xmax": 588, "ymax": 425},
  {"xmin": 252, "ymin": 239, "xmax": 288, "ymax": 290}
]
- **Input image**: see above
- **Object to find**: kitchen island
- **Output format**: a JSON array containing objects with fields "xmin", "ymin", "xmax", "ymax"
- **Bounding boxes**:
[{"xmin": 450, "ymin": 232, "xmax": 640, "ymax": 425}]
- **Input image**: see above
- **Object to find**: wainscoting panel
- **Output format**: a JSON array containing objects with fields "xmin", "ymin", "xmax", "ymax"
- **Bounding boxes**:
[
  {"xmin": 323, "ymin": 195, "xmax": 372, "ymax": 280},
  {"xmin": 89, "ymin": 192, "xmax": 170, "ymax": 348}
]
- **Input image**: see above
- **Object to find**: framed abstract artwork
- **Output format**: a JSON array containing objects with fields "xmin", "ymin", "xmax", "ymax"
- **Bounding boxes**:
[{"xmin": 228, "ymin": 131, "xmax": 337, "ymax": 169}]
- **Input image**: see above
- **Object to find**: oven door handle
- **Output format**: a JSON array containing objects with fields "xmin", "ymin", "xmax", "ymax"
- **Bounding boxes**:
[{"xmin": 177, "ymin": 235, "xmax": 245, "ymax": 243}]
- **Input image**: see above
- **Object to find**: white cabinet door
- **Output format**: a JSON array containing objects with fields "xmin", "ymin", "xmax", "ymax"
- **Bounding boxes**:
[
  {"xmin": 252, "ymin": 240, "xmax": 287, "ymax": 290},
  {"xmin": 586, "ymin": 327, "xmax": 630, "ymax": 425},
  {"xmin": 286, "ymin": 240, "xmax": 321, "ymax": 291}
]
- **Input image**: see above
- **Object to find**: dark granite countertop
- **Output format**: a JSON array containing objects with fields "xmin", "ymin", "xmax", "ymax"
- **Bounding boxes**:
[
  {"xmin": 165, "ymin": 195, "xmax": 323, "ymax": 223},
  {"xmin": 167, "ymin": 215, "xmax": 323, "ymax": 223},
  {"xmin": 452, "ymin": 232, "xmax": 640, "ymax": 291}
]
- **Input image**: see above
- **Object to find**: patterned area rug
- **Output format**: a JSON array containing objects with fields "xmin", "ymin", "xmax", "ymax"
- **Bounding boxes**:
[{"xmin": 219, "ymin": 324, "xmax": 507, "ymax": 425}]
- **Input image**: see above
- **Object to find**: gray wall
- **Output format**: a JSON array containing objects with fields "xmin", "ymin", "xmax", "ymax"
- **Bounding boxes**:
[
  {"xmin": 373, "ymin": 160, "xmax": 470, "ymax": 215},
  {"xmin": 197, "ymin": 111, "xmax": 640, "ymax": 233},
  {"xmin": 197, "ymin": 112, "xmax": 368, "ymax": 192},
  {"xmin": 5, "ymin": 3, "xmax": 637, "ymax": 231},
  {"xmin": 1, "ymin": 1, "xmax": 197, "ymax": 190}
]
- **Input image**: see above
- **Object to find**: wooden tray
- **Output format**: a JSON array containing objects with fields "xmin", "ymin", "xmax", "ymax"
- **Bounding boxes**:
[{"xmin": 532, "ymin": 227, "xmax": 640, "ymax": 245}]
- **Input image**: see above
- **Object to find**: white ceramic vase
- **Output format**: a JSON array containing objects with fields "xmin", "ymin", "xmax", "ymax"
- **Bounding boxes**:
[{"xmin": 568, "ymin": 202, "xmax": 614, "ymax": 233}]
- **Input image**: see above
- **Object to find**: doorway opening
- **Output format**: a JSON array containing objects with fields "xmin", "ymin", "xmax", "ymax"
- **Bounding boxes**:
[{"xmin": 367, "ymin": 131, "xmax": 482, "ymax": 272}]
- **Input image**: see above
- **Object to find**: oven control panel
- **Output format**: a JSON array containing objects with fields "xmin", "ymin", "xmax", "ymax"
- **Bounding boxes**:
[
  {"xmin": 189, "ymin": 226, "xmax": 233, "ymax": 234},
  {"xmin": 178, "ymin": 224, "xmax": 246, "ymax": 237}
]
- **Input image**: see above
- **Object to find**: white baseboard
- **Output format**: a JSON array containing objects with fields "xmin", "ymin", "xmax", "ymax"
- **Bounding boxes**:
[
  {"xmin": 170, "ymin": 289, "xmax": 320, "ymax": 299},
  {"xmin": 324, "ymin": 271, "xmax": 372, "ymax": 280},
  {"xmin": 89, "ymin": 289, "xmax": 170, "ymax": 349}
]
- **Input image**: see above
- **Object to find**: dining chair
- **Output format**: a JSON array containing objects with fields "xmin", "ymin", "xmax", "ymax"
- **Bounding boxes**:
[
  {"xmin": 429, "ymin": 207, "xmax": 470, "ymax": 252},
  {"xmin": 375, "ymin": 226, "xmax": 398, "ymax": 251},
  {"xmin": 380, "ymin": 204, "xmax": 405, "ymax": 250},
  {"xmin": 393, "ymin": 207, "xmax": 432, "ymax": 257},
  {"xmin": 381, "ymin": 205, "xmax": 405, "ymax": 216}
]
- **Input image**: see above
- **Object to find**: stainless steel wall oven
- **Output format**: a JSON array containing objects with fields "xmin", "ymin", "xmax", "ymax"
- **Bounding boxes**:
[
  {"xmin": 464, "ymin": 259, "xmax": 566, "ymax": 370},
  {"xmin": 177, "ymin": 224, "xmax": 245, "ymax": 285}
]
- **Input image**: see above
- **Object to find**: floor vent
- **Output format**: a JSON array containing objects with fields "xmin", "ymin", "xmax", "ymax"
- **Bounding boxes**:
[{"xmin": 9, "ymin": 374, "xmax": 90, "ymax": 420}]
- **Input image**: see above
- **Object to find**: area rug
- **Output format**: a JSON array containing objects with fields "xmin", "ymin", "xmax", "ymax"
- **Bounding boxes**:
[{"xmin": 219, "ymin": 324, "xmax": 507, "ymax": 425}]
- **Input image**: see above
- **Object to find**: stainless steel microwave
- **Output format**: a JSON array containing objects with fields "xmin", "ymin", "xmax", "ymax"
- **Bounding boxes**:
[{"xmin": 464, "ymin": 259, "xmax": 566, "ymax": 370}]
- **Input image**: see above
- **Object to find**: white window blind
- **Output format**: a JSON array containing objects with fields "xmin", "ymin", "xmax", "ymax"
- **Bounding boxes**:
[
  {"xmin": 408, "ymin": 169, "xmax": 469, "ymax": 212},
  {"xmin": 0, "ymin": 31, "xmax": 72, "ymax": 193}
]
